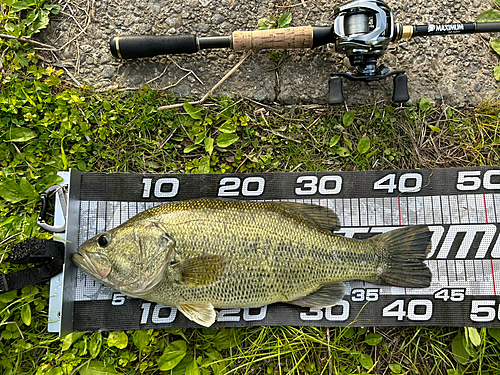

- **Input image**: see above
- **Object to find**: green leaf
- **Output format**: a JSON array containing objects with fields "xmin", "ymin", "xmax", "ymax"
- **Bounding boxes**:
[
  {"xmin": 466, "ymin": 327, "xmax": 481, "ymax": 347},
  {"xmin": 427, "ymin": 125, "xmax": 441, "ymax": 133},
  {"xmin": 452, "ymin": 332, "xmax": 470, "ymax": 365},
  {"xmin": 0, "ymin": 290, "xmax": 17, "ymax": 303},
  {"xmin": 89, "ymin": 333, "xmax": 102, "ymax": 358},
  {"xmin": 19, "ymin": 177, "xmax": 37, "ymax": 200},
  {"xmin": 204, "ymin": 137, "xmax": 214, "ymax": 155},
  {"xmin": 343, "ymin": 327, "xmax": 355, "ymax": 339},
  {"xmin": 491, "ymin": 39, "xmax": 500, "ymax": 56},
  {"xmin": 4, "ymin": 22, "xmax": 16, "ymax": 35},
  {"xmin": 183, "ymin": 102, "xmax": 203, "ymax": 120},
  {"xmin": 389, "ymin": 363, "xmax": 403, "ymax": 374},
  {"xmin": 185, "ymin": 358, "xmax": 200, "ymax": 375},
  {"xmin": 194, "ymin": 130, "xmax": 208, "ymax": 144},
  {"xmin": 132, "ymin": 330, "xmax": 152, "ymax": 353},
  {"xmin": 342, "ymin": 110, "xmax": 355, "ymax": 127},
  {"xmin": 184, "ymin": 144, "xmax": 201, "ymax": 153},
  {"xmin": 198, "ymin": 157, "xmax": 210, "ymax": 173},
  {"xmin": 44, "ymin": 3, "xmax": 61, "ymax": 14},
  {"xmin": 494, "ymin": 65, "xmax": 500, "ymax": 81},
  {"xmin": 20, "ymin": 304, "xmax": 31, "ymax": 326},
  {"xmin": 107, "ymin": 331, "xmax": 128, "ymax": 349},
  {"xmin": 60, "ymin": 139, "xmax": 68, "ymax": 170},
  {"xmin": 216, "ymin": 133, "xmax": 239, "ymax": 148},
  {"xmin": 1, "ymin": 330, "xmax": 12, "ymax": 340},
  {"xmin": 0, "ymin": 181, "xmax": 23, "ymax": 203},
  {"xmin": 419, "ymin": 98, "xmax": 432, "ymax": 112},
  {"xmin": 363, "ymin": 333, "xmax": 382, "ymax": 346},
  {"xmin": 357, "ymin": 137, "xmax": 370, "ymax": 155},
  {"xmin": 205, "ymin": 348, "xmax": 224, "ymax": 375},
  {"xmin": 344, "ymin": 137, "xmax": 352, "ymax": 150},
  {"xmin": 31, "ymin": 9, "xmax": 51, "ymax": 34},
  {"xmin": 359, "ymin": 353, "xmax": 373, "ymax": 370},
  {"xmin": 158, "ymin": 340, "xmax": 187, "ymax": 371},
  {"xmin": 79, "ymin": 361, "xmax": 119, "ymax": 375},
  {"xmin": 329, "ymin": 135, "xmax": 341, "ymax": 147},
  {"xmin": 171, "ymin": 354, "xmax": 194, "ymax": 375},
  {"xmin": 278, "ymin": 12, "xmax": 292, "ymax": 28},
  {"xmin": 337, "ymin": 147, "xmax": 350, "ymax": 157},
  {"xmin": 257, "ymin": 18, "xmax": 270, "ymax": 30},
  {"xmin": 103, "ymin": 101, "xmax": 112, "ymax": 111},
  {"xmin": 462, "ymin": 329, "xmax": 476, "ymax": 357},
  {"xmin": 218, "ymin": 122, "xmax": 236, "ymax": 134},
  {"xmin": 36, "ymin": 175, "xmax": 64, "ymax": 193},
  {"xmin": 10, "ymin": 1, "xmax": 30, "ymax": 12},
  {"xmin": 428, "ymin": 125, "xmax": 440, "ymax": 133},
  {"xmin": 477, "ymin": 9, "xmax": 500, "ymax": 23},
  {"xmin": 6, "ymin": 127, "xmax": 36, "ymax": 142},
  {"xmin": 61, "ymin": 332, "xmax": 86, "ymax": 351},
  {"xmin": 212, "ymin": 329, "xmax": 238, "ymax": 351}
]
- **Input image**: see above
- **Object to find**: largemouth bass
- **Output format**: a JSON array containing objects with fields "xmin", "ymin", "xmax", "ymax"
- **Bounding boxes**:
[{"xmin": 73, "ymin": 199, "xmax": 432, "ymax": 327}]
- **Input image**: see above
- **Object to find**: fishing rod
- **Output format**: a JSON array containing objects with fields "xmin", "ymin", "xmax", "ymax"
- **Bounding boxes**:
[{"xmin": 109, "ymin": 0, "xmax": 500, "ymax": 104}]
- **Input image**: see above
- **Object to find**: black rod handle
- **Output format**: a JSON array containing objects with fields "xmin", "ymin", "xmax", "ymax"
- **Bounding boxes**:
[{"xmin": 110, "ymin": 35, "xmax": 199, "ymax": 59}]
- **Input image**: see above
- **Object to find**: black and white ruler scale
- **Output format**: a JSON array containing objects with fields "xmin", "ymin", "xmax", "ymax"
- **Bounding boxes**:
[{"xmin": 48, "ymin": 167, "xmax": 500, "ymax": 335}]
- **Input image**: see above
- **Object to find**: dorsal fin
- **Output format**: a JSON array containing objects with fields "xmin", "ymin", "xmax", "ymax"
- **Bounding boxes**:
[
  {"xmin": 125, "ymin": 198, "xmax": 341, "ymax": 233},
  {"xmin": 267, "ymin": 201, "xmax": 341, "ymax": 232}
]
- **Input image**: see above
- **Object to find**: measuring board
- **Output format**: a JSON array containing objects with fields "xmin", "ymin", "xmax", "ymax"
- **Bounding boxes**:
[{"xmin": 49, "ymin": 167, "xmax": 500, "ymax": 335}]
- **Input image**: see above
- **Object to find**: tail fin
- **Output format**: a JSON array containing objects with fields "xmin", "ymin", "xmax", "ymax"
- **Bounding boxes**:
[{"xmin": 371, "ymin": 225, "xmax": 432, "ymax": 288}]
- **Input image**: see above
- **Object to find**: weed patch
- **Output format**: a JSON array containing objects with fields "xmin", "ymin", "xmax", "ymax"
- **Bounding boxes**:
[{"xmin": 3, "ymin": 1, "xmax": 500, "ymax": 374}]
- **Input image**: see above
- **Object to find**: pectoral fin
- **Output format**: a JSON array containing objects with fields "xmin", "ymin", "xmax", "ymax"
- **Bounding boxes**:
[
  {"xmin": 178, "ymin": 303, "xmax": 216, "ymax": 327},
  {"xmin": 173, "ymin": 255, "xmax": 226, "ymax": 287},
  {"xmin": 288, "ymin": 282, "xmax": 346, "ymax": 308}
]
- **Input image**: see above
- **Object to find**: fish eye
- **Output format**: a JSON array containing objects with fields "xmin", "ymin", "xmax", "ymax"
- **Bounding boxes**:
[{"xmin": 97, "ymin": 234, "xmax": 110, "ymax": 248}]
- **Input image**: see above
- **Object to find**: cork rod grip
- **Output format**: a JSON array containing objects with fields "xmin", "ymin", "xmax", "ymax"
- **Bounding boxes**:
[{"xmin": 232, "ymin": 26, "xmax": 314, "ymax": 51}]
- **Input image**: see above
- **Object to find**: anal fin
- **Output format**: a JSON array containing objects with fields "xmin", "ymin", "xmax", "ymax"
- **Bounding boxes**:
[
  {"xmin": 178, "ymin": 303, "xmax": 216, "ymax": 327},
  {"xmin": 288, "ymin": 282, "xmax": 346, "ymax": 308}
]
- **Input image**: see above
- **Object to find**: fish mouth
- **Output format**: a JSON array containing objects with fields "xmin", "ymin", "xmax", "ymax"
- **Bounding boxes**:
[{"xmin": 73, "ymin": 250, "xmax": 112, "ymax": 279}]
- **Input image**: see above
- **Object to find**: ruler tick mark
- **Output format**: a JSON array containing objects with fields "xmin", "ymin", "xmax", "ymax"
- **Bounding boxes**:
[
  {"xmin": 491, "ymin": 259, "xmax": 497, "ymax": 296},
  {"xmin": 483, "ymin": 194, "xmax": 489, "ymax": 223},
  {"xmin": 398, "ymin": 196, "xmax": 402, "ymax": 226}
]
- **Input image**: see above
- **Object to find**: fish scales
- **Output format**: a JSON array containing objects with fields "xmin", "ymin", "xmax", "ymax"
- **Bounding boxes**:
[
  {"xmin": 146, "ymin": 203, "xmax": 378, "ymax": 308},
  {"xmin": 74, "ymin": 198, "xmax": 432, "ymax": 327}
]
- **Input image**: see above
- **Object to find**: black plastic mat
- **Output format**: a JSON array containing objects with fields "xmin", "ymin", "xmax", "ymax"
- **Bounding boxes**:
[{"xmin": 57, "ymin": 168, "xmax": 500, "ymax": 333}]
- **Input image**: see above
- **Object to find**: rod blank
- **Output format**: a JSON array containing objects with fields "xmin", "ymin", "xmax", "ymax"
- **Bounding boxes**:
[{"xmin": 398, "ymin": 22, "xmax": 500, "ymax": 39}]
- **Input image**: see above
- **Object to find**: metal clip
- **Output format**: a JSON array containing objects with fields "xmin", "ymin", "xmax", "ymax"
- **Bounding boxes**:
[{"xmin": 37, "ymin": 185, "xmax": 67, "ymax": 233}]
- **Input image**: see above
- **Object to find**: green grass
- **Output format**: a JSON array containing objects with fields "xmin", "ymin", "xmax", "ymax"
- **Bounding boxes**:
[{"xmin": 3, "ymin": 1, "xmax": 500, "ymax": 374}]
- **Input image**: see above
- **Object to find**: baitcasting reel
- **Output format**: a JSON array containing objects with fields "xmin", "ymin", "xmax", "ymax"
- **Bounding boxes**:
[
  {"xmin": 109, "ymin": 0, "xmax": 500, "ymax": 104},
  {"xmin": 330, "ymin": 0, "xmax": 408, "ymax": 103}
]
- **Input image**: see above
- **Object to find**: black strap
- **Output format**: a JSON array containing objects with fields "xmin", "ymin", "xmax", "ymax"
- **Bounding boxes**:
[{"xmin": 0, "ymin": 239, "xmax": 64, "ymax": 293}]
